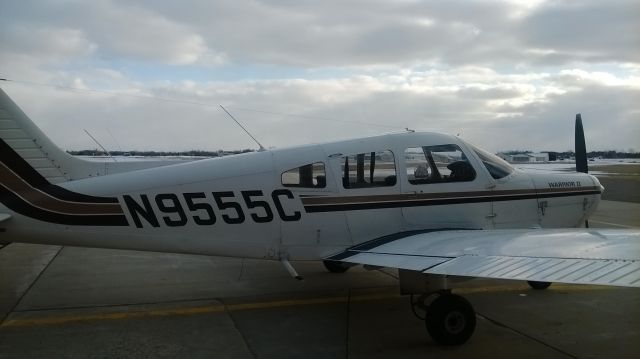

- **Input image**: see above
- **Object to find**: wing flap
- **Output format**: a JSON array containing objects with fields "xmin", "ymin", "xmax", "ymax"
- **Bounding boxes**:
[
  {"xmin": 336, "ymin": 252, "xmax": 451, "ymax": 272},
  {"xmin": 426, "ymin": 255, "xmax": 640, "ymax": 287},
  {"xmin": 327, "ymin": 228, "xmax": 640, "ymax": 288}
]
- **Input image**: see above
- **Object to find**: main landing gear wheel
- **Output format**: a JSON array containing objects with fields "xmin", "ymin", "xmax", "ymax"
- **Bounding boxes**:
[
  {"xmin": 425, "ymin": 293, "xmax": 476, "ymax": 346},
  {"xmin": 527, "ymin": 281, "xmax": 552, "ymax": 290},
  {"xmin": 323, "ymin": 260, "xmax": 350, "ymax": 273}
]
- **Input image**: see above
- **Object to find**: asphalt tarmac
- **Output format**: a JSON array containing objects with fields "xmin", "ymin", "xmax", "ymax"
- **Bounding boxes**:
[
  {"xmin": 593, "ymin": 164, "xmax": 640, "ymax": 204},
  {"xmin": 0, "ymin": 200, "xmax": 639, "ymax": 359}
]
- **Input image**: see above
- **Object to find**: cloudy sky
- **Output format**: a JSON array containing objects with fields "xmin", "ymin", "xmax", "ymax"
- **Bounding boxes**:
[{"xmin": 0, "ymin": 0, "xmax": 638, "ymax": 152}]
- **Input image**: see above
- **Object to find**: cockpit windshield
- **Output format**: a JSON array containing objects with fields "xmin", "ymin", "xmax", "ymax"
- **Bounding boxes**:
[{"xmin": 466, "ymin": 143, "xmax": 515, "ymax": 179}]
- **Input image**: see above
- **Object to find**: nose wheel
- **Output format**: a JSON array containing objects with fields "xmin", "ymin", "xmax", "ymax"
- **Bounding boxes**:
[
  {"xmin": 527, "ymin": 281, "xmax": 552, "ymax": 290},
  {"xmin": 322, "ymin": 260, "xmax": 350, "ymax": 273},
  {"xmin": 411, "ymin": 291, "xmax": 476, "ymax": 346}
]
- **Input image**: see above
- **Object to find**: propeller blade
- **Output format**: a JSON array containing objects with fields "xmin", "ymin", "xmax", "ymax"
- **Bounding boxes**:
[
  {"xmin": 575, "ymin": 114, "xmax": 590, "ymax": 228},
  {"xmin": 575, "ymin": 114, "xmax": 588, "ymax": 174}
]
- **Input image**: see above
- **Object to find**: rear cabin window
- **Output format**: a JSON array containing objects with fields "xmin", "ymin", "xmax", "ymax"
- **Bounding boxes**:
[
  {"xmin": 405, "ymin": 144, "xmax": 476, "ymax": 184},
  {"xmin": 342, "ymin": 150, "xmax": 396, "ymax": 188},
  {"xmin": 281, "ymin": 162, "xmax": 327, "ymax": 188}
]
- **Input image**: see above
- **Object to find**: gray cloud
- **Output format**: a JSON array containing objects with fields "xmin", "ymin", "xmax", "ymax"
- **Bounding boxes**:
[
  {"xmin": 3, "ymin": 0, "xmax": 637, "ymax": 68},
  {"xmin": 519, "ymin": 0, "xmax": 640, "ymax": 65},
  {"xmin": 0, "ymin": 1, "xmax": 638, "ymax": 153},
  {"xmin": 0, "ymin": 0, "xmax": 223, "ymax": 66},
  {"xmin": 5, "ymin": 65, "xmax": 636, "ymax": 153}
]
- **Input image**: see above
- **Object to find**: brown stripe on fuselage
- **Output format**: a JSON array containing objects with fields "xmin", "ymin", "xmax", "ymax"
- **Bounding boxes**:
[
  {"xmin": 0, "ymin": 162, "xmax": 123, "ymax": 215},
  {"xmin": 301, "ymin": 187, "xmax": 601, "ymax": 206},
  {"xmin": 536, "ymin": 186, "xmax": 600, "ymax": 194},
  {"xmin": 302, "ymin": 191, "xmax": 492, "ymax": 205}
]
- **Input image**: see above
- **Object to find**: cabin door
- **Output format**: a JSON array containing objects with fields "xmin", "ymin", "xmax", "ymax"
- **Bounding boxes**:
[{"xmin": 399, "ymin": 144, "xmax": 494, "ymax": 230}]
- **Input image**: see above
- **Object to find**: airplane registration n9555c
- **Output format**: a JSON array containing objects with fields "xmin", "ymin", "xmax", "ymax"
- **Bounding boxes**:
[{"xmin": 0, "ymin": 88, "xmax": 638, "ymax": 346}]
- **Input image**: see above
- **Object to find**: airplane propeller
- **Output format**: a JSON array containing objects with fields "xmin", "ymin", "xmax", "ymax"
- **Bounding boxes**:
[
  {"xmin": 575, "ymin": 114, "xmax": 588, "ymax": 174},
  {"xmin": 575, "ymin": 114, "xmax": 589, "ymax": 228}
]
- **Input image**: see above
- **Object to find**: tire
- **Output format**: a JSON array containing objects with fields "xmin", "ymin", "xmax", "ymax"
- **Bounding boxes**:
[
  {"xmin": 527, "ymin": 281, "xmax": 552, "ymax": 290},
  {"xmin": 425, "ymin": 294, "xmax": 476, "ymax": 346},
  {"xmin": 323, "ymin": 260, "xmax": 349, "ymax": 273}
]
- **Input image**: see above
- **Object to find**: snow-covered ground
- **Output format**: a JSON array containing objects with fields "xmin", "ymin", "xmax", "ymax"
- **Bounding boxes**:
[{"xmin": 517, "ymin": 159, "xmax": 639, "ymax": 174}]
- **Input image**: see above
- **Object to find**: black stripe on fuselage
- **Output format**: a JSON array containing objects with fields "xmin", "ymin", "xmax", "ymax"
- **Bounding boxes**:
[
  {"xmin": 0, "ymin": 138, "xmax": 128, "ymax": 226},
  {"xmin": 0, "ymin": 184, "xmax": 128, "ymax": 226},
  {"xmin": 303, "ymin": 189, "xmax": 602, "ymax": 213},
  {"xmin": 0, "ymin": 138, "xmax": 117, "ymax": 204}
]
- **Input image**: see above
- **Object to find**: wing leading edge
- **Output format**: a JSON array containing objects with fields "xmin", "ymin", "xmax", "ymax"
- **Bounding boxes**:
[{"xmin": 326, "ymin": 229, "xmax": 640, "ymax": 287}]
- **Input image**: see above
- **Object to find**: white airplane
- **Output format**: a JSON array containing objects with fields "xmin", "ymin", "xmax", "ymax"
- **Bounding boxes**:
[{"xmin": 0, "ymin": 88, "xmax": 638, "ymax": 345}]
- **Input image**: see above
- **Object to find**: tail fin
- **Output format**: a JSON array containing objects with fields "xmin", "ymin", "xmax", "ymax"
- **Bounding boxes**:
[{"xmin": 0, "ymin": 88, "xmax": 80, "ymax": 183}]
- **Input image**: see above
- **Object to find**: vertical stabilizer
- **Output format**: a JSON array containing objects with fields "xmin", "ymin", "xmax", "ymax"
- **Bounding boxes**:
[
  {"xmin": 0, "ymin": 88, "xmax": 75, "ymax": 183},
  {"xmin": 0, "ymin": 88, "xmax": 192, "ymax": 183}
]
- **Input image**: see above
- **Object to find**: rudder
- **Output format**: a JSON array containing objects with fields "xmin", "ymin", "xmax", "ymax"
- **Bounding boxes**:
[{"xmin": 0, "ymin": 88, "xmax": 79, "ymax": 183}]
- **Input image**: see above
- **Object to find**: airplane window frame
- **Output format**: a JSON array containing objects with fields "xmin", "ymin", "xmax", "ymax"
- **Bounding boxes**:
[
  {"xmin": 467, "ymin": 144, "xmax": 515, "ymax": 180},
  {"xmin": 342, "ymin": 150, "xmax": 397, "ymax": 189},
  {"xmin": 281, "ymin": 162, "xmax": 327, "ymax": 189},
  {"xmin": 404, "ymin": 144, "xmax": 476, "ymax": 185}
]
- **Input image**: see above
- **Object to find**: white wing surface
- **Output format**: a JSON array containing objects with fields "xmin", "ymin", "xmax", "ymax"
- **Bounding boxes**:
[{"xmin": 326, "ymin": 229, "xmax": 640, "ymax": 287}]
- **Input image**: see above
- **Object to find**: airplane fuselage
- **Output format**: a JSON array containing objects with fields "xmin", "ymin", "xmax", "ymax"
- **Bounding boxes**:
[{"xmin": 2, "ymin": 132, "xmax": 602, "ymax": 260}]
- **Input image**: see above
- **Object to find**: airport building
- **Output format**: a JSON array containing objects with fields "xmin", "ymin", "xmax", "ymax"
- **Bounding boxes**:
[{"xmin": 498, "ymin": 152, "xmax": 549, "ymax": 163}]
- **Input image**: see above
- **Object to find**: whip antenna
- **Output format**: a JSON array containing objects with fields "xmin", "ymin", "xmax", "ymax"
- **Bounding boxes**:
[
  {"xmin": 84, "ymin": 129, "xmax": 117, "ymax": 162},
  {"xmin": 219, "ymin": 105, "xmax": 266, "ymax": 151}
]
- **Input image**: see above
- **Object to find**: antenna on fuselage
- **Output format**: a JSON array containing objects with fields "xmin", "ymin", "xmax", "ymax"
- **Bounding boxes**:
[
  {"xmin": 83, "ymin": 129, "xmax": 117, "ymax": 162},
  {"xmin": 219, "ymin": 105, "xmax": 266, "ymax": 152}
]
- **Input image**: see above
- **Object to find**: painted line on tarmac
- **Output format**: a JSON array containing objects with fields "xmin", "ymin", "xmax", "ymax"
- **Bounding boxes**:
[
  {"xmin": 0, "ymin": 245, "xmax": 63, "ymax": 326},
  {"xmin": 476, "ymin": 313, "xmax": 579, "ymax": 359},
  {"xmin": 589, "ymin": 220, "xmax": 636, "ymax": 228},
  {"xmin": 0, "ymin": 283, "xmax": 613, "ymax": 328}
]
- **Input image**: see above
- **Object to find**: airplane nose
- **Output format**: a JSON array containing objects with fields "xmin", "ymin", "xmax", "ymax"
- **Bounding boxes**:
[{"xmin": 590, "ymin": 174, "xmax": 605, "ymax": 193}]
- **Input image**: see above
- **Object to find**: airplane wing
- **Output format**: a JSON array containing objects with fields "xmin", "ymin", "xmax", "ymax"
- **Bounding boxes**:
[{"xmin": 326, "ymin": 229, "xmax": 640, "ymax": 287}]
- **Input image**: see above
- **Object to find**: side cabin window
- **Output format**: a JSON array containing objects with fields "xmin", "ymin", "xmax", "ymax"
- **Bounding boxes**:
[
  {"xmin": 405, "ymin": 144, "xmax": 476, "ymax": 184},
  {"xmin": 282, "ymin": 162, "xmax": 327, "ymax": 188},
  {"xmin": 342, "ymin": 150, "xmax": 396, "ymax": 188}
]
